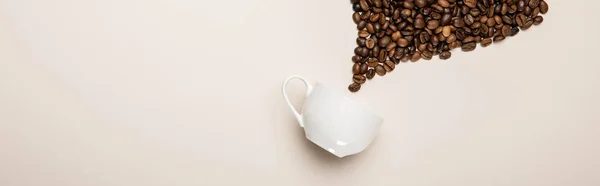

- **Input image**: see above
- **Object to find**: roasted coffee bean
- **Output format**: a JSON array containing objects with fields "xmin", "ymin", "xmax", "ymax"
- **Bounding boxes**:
[
  {"xmin": 386, "ymin": 42, "xmax": 397, "ymax": 51},
  {"xmin": 438, "ymin": 0, "xmax": 450, "ymax": 7},
  {"xmin": 464, "ymin": 0, "xmax": 477, "ymax": 8},
  {"xmin": 493, "ymin": 35, "xmax": 505, "ymax": 42},
  {"xmin": 442, "ymin": 26, "xmax": 452, "ymax": 37},
  {"xmin": 481, "ymin": 37, "xmax": 493, "ymax": 47},
  {"xmin": 353, "ymin": 13, "xmax": 362, "ymax": 24},
  {"xmin": 501, "ymin": 3, "xmax": 508, "ymax": 15},
  {"xmin": 427, "ymin": 20, "xmax": 440, "ymax": 30},
  {"xmin": 453, "ymin": 18, "xmax": 465, "ymax": 28},
  {"xmin": 357, "ymin": 37, "xmax": 366, "ymax": 47},
  {"xmin": 397, "ymin": 38, "xmax": 409, "ymax": 47},
  {"xmin": 522, "ymin": 20, "xmax": 533, "ymax": 29},
  {"xmin": 366, "ymin": 69, "xmax": 375, "ymax": 79},
  {"xmin": 403, "ymin": 0, "xmax": 414, "ymax": 9},
  {"xmin": 464, "ymin": 14, "xmax": 475, "ymax": 25},
  {"xmin": 518, "ymin": 0, "xmax": 526, "ymax": 11},
  {"xmin": 446, "ymin": 33, "xmax": 457, "ymax": 43},
  {"xmin": 510, "ymin": 27, "xmax": 520, "ymax": 36},
  {"xmin": 369, "ymin": 13, "xmax": 380, "ymax": 22},
  {"xmin": 353, "ymin": 74, "xmax": 367, "ymax": 84},
  {"xmin": 415, "ymin": 0, "xmax": 428, "ymax": 8},
  {"xmin": 352, "ymin": 3, "xmax": 362, "ymax": 12},
  {"xmin": 533, "ymin": 16, "xmax": 543, "ymax": 25},
  {"xmin": 348, "ymin": 83, "xmax": 361, "ymax": 92},
  {"xmin": 366, "ymin": 23, "xmax": 375, "ymax": 33},
  {"xmin": 365, "ymin": 38, "xmax": 375, "ymax": 49},
  {"xmin": 352, "ymin": 63, "xmax": 361, "ymax": 74},
  {"xmin": 421, "ymin": 50, "xmax": 433, "ymax": 60},
  {"xmin": 462, "ymin": 42, "xmax": 477, "ymax": 51},
  {"xmin": 529, "ymin": 0, "xmax": 540, "ymax": 8},
  {"xmin": 384, "ymin": 60, "xmax": 395, "ymax": 72},
  {"xmin": 441, "ymin": 14, "xmax": 452, "ymax": 26},
  {"xmin": 502, "ymin": 25, "xmax": 511, "ymax": 36},
  {"xmin": 502, "ymin": 15, "xmax": 513, "ymax": 25},
  {"xmin": 352, "ymin": 55, "xmax": 362, "ymax": 63},
  {"xmin": 379, "ymin": 36, "xmax": 391, "ymax": 47},
  {"xmin": 448, "ymin": 41, "xmax": 459, "ymax": 49},
  {"xmin": 378, "ymin": 50, "xmax": 387, "ymax": 62},
  {"xmin": 367, "ymin": 58, "xmax": 379, "ymax": 67},
  {"xmin": 494, "ymin": 16, "xmax": 503, "ymax": 25},
  {"xmin": 359, "ymin": 0, "xmax": 369, "ymax": 11},
  {"xmin": 392, "ymin": 31, "xmax": 402, "ymax": 41},
  {"xmin": 375, "ymin": 65, "xmax": 386, "ymax": 76},
  {"xmin": 463, "ymin": 36, "xmax": 475, "ymax": 43},
  {"xmin": 410, "ymin": 51, "xmax": 421, "ymax": 62},
  {"xmin": 360, "ymin": 63, "xmax": 368, "ymax": 74},
  {"xmin": 414, "ymin": 18, "xmax": 425, "ymax": 29},
  {"xmin": 358, "ymin": 20, "xmax": 367, "ymax": 30},
  {"xmin": 439, "ymin": 51, "xmax": 452, "ymax": 60},
  {"xmin": 539, "ymin": 0, "xmax": 549, "ymax": 14}
]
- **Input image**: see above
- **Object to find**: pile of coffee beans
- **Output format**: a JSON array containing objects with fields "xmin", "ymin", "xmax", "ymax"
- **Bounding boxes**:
[{"xmin": 348, "ymin": 0, "xmax": 549, "ymax": 92}]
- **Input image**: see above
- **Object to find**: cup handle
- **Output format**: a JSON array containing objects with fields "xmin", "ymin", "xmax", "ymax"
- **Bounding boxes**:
[{"xmin": 282, "ymin": 75, "xmax": 313, "ymax": 128}]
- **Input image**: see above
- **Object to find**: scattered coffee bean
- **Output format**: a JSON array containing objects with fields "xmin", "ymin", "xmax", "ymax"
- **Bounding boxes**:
[
  {"xmin": 533, "ymin": 16, "xmax": 543, "ymax": 25},
  {"xmin": 353, "ymin": 74, "xmax": 367, "ymax": 84},
  {"xmin": 348, "ymin": 83, "xmax": 361, "ymax": 92},
  {"xmin": 481, "ymin": 37, "xmax": 493, "ymax": 47},
  {"xmin": 462, "ymin": 42, "xmax": 476, "ymax": 51},
  {"xmin": 375, "ymin": 65, "xmax": 386, "ymax": 76},
  {"xmin": 348, "ymin": 0, "xmax": 549, "ymax": 92},
  {"xmin": 439, "ymin": 51, "xmax": 452, "ymax": 60}
]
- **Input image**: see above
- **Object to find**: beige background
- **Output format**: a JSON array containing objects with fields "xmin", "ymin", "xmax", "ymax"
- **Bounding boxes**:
[{"xmin": 1, "ymin": 0, "xmax": 599, "ymax": 185}]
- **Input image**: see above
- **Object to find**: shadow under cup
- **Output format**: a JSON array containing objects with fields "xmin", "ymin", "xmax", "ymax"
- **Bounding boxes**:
[{"xmin": 301, "ymin": 83, "xmax": 383, "ymax": 158}]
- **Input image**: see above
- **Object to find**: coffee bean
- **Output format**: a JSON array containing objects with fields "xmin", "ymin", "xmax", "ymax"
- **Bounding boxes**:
[
  {"xmin": 386, "ymin": 42, "xmax": 397, "ymax": 51},
  {"xmin": 421, "ymin": 50, "xmax": 433, "ymax": 60},
  {"xmin": 502, "ymin": 25, "xmax": 511, "ymax": 36},
  {"xmin": 439, "ymin": 51, "xmax": 451, "ymax": 60},
  {"xmin": 464, "ymin": 0, "xmax": 477, "ymax": 8},
  {"xmin": 371, "ymin": 45, "xmax": 380, "ymax": 57},
  {"xmin": 462, "ymin": 42, "xmax": 476, "ymax": 51},
  {"xmin": 494, "ymin": 15, "xmax": 503, "ymax": 25},
  {"xmin": 415, "ymin": 0, "xmax": 428, "ymax": 8},
  {"xmin": 392, "ymin": 31, "xmax": 402, "ymax": 41},
  {"xmin": 533, "ymin": 16, "xmax": 543, "ymax": 25},
  {"xmin": 510, "ymin": 27, "xmax": 520, "ymax": 36},
  {"xmin": 365, "ymin": 69, "xmax": 375, "ymax": 79},
  {"xmin": 463, "ymin": 36, "xmax": 475, "ymax": 43},
  {"xmin": 464, "ymin": 14, "xmax": 475, "ymax": 25},
  {"xmin": 502, "ymin": 15, "xmax": 513, "ymax": 25},
  {"xmin": 516, "ymin": 14, "xmax": 526, "ymax": 27},
  {"xmin": 442, "ymin": 26, "xmax": 451, "ymax": 37},
  {"xmin": 365, "ymin": 38, "xmax": 376, "ymax": 49},
  {"xmin": 493, "ymin": 35, "xmax": 505, "ymax": 42},
  {"xmin": 379, "ymin": 36, "xmax": 391, "ymax": 47},
  {"xmin": 353, "ymin": 74, "xmax": 367, "ymax": 84},
  {"xmin": 414, "ymin": 18, "xmax": 425, "ymax": 29},
  {"xmin": 427, "ymin": 20, "xmax": 440, "ymax": 30},
  {"xmin": 539, "ymin": 0, "xmax": 549, "ymax": 14},
  {"xmin": 366, "ymin": 23, "xmax": 375, "ymax": 33},
  {"xmin": 360, "ymin": 63, "xmax": 368, "ymax": 74},
  {"xmin": 384, "ymin": 60, "xmax": 395, "ymax": 72},
  {"xmin": 486, "ymin": 17, "xmax": 495, "ymax": 27},
  {"xmin": 522, "ymin": 20, "xmax": 533, "ymax": 29},
  {"xmin": 448, "ymin": 41, "xmax": 459, "ymax": 49},
  {"xmin": 348, "ymin": 83, "xmax": 361, "ymax": 92},
  {"xmin": 360, "ymin": 47, "xmax": 370, "ymax": 57},
  {"xmin": 367, "ymin": 58, "xmax": 379, "ymax": 67},
  {"xmin": 529, "ymin": 0, "xmax": 540, "ymax": 8},
  {"xmin": 438, "ymin": 0, "xmax": 450, "ymax": 7},
  {"xmin": 397, "ymin": 38, "xmax": 409, "ymax": 47},
  {"xmin": 369, "ymin": 13, "xmax": 380, "ymax": 22},
  {"xmin": 353, "ymin": 13, "xmax": 361, "ymax": 24},
  {"xmin": 375, "ymin": 65, "xmax": 386, "ymax": 76},
  {"xmin": 403, "ymin": 1, "xmax": 414, "ymax": 9},
  {"xmin": 352, "ymin": 3, "xmax": 362, "ymax": 12},
  {"xmin": 378, "ymin": 50, "xmax": 387, "ymax": 62},
  {"xmin": 352, "ymin": 55, "xmax": 362, "ymax": 63},
  {"xmin": 358, "ymin": 20, "xmax": 367, "ymax": 30},
  {"xmin": 446, "ymin": 33, "xmax": 457, "ymax": 43},
  {"xmin": 441, "ymin": 14, "xmax": 452, "ymax": 26},
  {"xmin": 401, "ymin": 55, "xmax": 410, "ymax": 62},
  {"xmin": 352, "ymin": 63, "xmax": 360, "ymax": 74},
  {"xmin": 518, "ymin": 0, "xmax": 526, "ymax": 11},
  {"xmin": 410, "ymin": 51, "xmax": 421, "ymax": 62},
  {"xmin": 359, "ymin": 0, "xmax": 369, "ymax": 11},
  {"xmin": 501, "ymin": 3, "xmax": 508, "ymax": 15},
  {"xmin": 481, "ymin": 37, "xmax": 493, "ymax": 47},
  {"xmin": 471, "ymin": 22, "xmax": 482, "ymax": 29}
]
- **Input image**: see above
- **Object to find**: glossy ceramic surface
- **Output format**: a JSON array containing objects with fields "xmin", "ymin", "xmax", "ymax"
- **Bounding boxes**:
[{"xmin": 282, "ymin": 76, "xmax": 383, "ymax": 158}]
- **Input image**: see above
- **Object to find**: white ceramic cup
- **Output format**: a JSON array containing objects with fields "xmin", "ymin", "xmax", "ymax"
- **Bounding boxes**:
[{"xmin": 282, "ymin": 75, "xmax": 383, "ymax": 158}]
